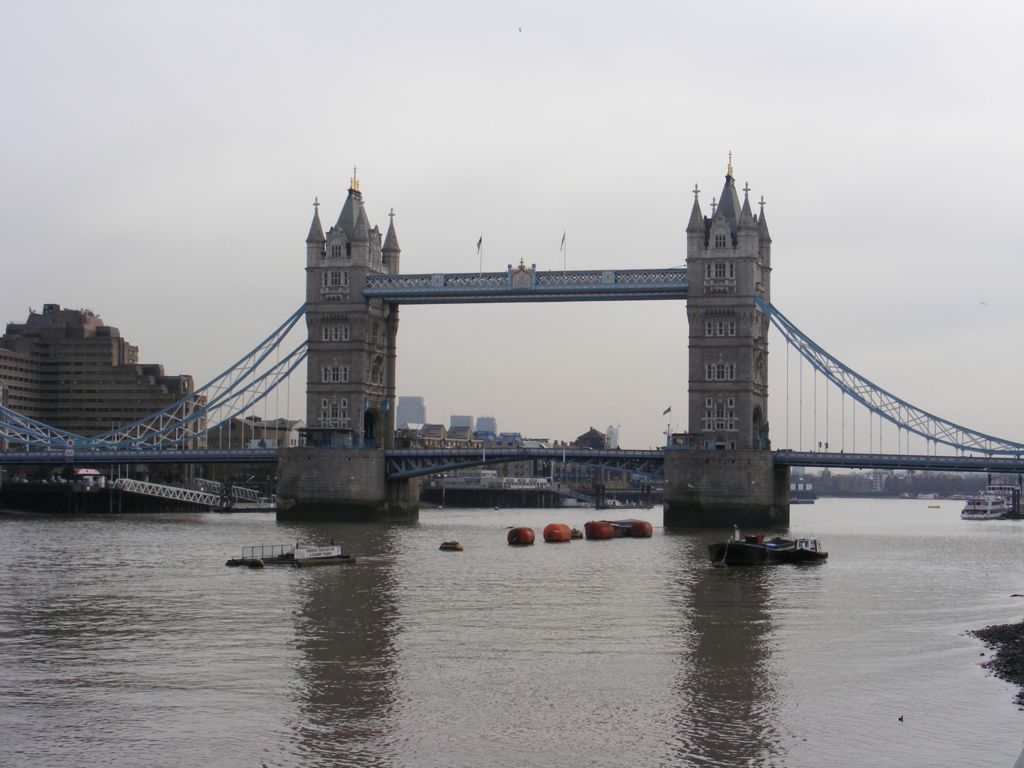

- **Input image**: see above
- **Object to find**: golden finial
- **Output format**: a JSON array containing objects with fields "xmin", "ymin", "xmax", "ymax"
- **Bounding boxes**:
[
  {"xmin": 727, "ymin": 151, "xmax": 734, "ymax": 178},
  {"xmin": 350, "ymin": 165, "xmax": 360, "ymax": 192}
]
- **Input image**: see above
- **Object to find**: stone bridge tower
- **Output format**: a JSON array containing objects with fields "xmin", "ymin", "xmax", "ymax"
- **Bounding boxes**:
[
  {"xmin": 685, "ymin": 159, "xmax": 771, "ymax": 451},
  {"xmin": 663, "ymin": 159, "xmax": 789, "ymax": 527},
  {"xmin": 301, "ymin": 170, "xmax": 399, "ymax": 450},
  {"xmin": 277, "ymin": 171, "xmax": 418, "ymax": 521}
]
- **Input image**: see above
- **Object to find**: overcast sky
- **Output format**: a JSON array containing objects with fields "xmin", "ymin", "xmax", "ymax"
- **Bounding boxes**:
[{"xmin": 2, "ymin": 0, "xmax": 1022, "ymax": 450}]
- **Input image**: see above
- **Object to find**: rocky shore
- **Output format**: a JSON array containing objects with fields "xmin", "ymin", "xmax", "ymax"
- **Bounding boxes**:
[{"xmin": 971, "ymin": 618, "xmax": 1024, "ymax": 708}]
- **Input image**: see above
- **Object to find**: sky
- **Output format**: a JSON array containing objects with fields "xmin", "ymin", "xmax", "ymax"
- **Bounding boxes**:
[{"xmin": 1, "ymin": 0, "xmax": 1022, "ymax": 451}]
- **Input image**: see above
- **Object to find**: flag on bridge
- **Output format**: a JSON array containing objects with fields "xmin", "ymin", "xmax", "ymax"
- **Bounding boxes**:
[
  {"xmin": 663, "ymin": 406, "xmax": 672, "ymax": 416},
  {"xmin": 560, "ymin": 231, "xmax": 566, "ymax": 252},
  {"xmin": 476, "ymin": 235, "xmax": 483, "ymax": 254}
]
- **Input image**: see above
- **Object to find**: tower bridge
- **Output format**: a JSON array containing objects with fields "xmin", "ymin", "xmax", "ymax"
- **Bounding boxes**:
[
  {"xmin": 4, "ymin": 163, "xmax": 1024, "ymax": 525},
  {"xmin": 278, "ymin": 163, "xmax": 778, "ymax": 524}
]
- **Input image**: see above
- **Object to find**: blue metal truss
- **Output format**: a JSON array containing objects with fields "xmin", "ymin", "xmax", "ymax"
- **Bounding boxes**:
[
  {"xmin": 0, "ymin": 306, "xmax": 308, "ymax": 450},
  {"xmin": 384, "ymin": 447, "xmax": 665, "ymax": 480},
  {"xmin": 774, "ymin": 450, "xmax": 1024, "ymax": 473},
  {"xmin": 759, "ymin": 297, "xmax": 1024, "ymax": 456},
  {"xmin": 365, "ymin": 266, "xmax": 688, "ymax": 304},
  {"xmin": 5, "ymin": 281, "xmax": 1023, "ymax": 464}
]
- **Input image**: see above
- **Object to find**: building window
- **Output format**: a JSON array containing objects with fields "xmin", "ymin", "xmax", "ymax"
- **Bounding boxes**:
[
  {"xmin": 705, "ymin": 319, "xmax": 737, "ymax": 337},
  {"xmin": 702, "ymin": 397, "xmax": 738, "ymax": 432},
  {"xmin": 321, "ymin": 325, "xmax": 351, "ymax": 342},
  {"xmin": 714, "ymin": 234, "xmax": 727, "ymax": 249},
  {"xmin": 330, "ymin": 244, "xmax": 342, "ymax": 259},
  {"xmin": 321, "ymin": 365, "xmax": 350, "ymax": 384},
  {"xmin": 319, "ymin": 397, "xmax": 351, "ymax": 429},
  {"xmin": 705, "ymin": 362, "xmax": 736, "ymax": 381}
]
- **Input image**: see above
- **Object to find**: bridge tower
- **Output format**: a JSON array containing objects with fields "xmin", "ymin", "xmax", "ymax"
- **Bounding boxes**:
[
  {"xmin": 277, "ymin": 170, "xmax": 419, "ymax": 521},
  {"xmin": 663, "ymin": 159, "xmax": 789, "ymax": 527}
]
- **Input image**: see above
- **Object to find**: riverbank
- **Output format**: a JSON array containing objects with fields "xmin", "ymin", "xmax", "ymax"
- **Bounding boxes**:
[{"xmin": 972, "ymin": 617, "xmax": 1024, "ymax": 707}]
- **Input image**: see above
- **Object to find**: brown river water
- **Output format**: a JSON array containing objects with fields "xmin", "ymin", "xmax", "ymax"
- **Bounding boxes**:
[{"xmin": 1, "ymin": 497, "xmax": 1022, "ymax": 767}]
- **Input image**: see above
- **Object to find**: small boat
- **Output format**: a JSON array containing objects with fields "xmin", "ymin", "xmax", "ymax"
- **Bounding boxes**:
[
  {"xmin": 708, "ymin": 530, "xmax": 827, "ymax": 566},
  {"xmin": 225, "ymin": 543, "xmax": 355, "ymax": 568},
  {"xmin": 961, "ymin": 491, "xmax": 1010, "ymax": 520},
  {"xmin": 570, "ymin": 527, "xmax": 584, "ymax": 540},
  {"xmin": 439, "ymin": 541, "xmax": 464, "ymax": 551}
]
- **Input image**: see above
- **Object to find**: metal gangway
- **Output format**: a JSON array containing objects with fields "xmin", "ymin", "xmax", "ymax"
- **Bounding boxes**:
[
  {"xmin": 112, "ymin": 478, "xmax": 274, "ymax": 509},
  {"xmin": 189, "ymin": 478, "xmax": 261, "ymax": 502}
]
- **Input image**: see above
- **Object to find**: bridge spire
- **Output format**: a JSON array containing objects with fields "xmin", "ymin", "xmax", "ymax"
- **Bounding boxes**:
[
  {"xmin": 757, "ymin": 197, "xmax": 771, "ymax": 241},
  {"xmin": 335, "ymin": 171, "xmax": 370, "ymax": 240},
  {"xmin": 686, "ymin": 185, "xmax": 704, "ymax": 236},
  {"xmin": 739, "ymin": 184, "xmax": 757, "ymax": 230},
  {"xmin": 714, "ymin": 168, "xmax": 741, "ymax": 235},
  {"xmin": 306, "ymin": 197, "xmax": 325, "ymax": 244},
  {"xmin": 383, "ymin": 207, "xmax": 401, "ymax": 259}
]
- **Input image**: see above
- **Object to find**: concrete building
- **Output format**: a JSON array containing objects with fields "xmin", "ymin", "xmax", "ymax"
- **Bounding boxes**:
[
  {"xmin": 476, "ymin": 415, "xmax": 497, "ymax": 435},
  {"xmin": 396, "ymin": 396, "xmax": 426, "ymax": 427},
  {"xmin": 206, "ymin": 417, "xmax": 304, "ymax": 449},
  {"xmin": 450, "ymin": 414, "xmax": 474, "ymax": 430},
  {"xmin": 0, "ymin": 304, "xmax": 201, "ymax": 441}
]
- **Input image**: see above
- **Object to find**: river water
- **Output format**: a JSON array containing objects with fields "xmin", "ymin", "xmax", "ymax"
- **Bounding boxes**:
[{"xmin": 1, "ymin": 497, "xmax": 1022, "ymax": 767}]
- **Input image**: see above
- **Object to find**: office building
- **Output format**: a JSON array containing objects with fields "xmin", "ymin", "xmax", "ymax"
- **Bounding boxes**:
[{"xmin": 0, "ymin": 304, "xmax": 202, "ymax": 441}]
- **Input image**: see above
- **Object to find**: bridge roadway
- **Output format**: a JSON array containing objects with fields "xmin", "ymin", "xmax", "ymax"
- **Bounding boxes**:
[
  {"xmin": 3, "ymin": 447, "xmax": 1024, "ymax": 478},
  {"xmin": 363, "ymin": 267, "xmax": 689, "ymax": 304}
]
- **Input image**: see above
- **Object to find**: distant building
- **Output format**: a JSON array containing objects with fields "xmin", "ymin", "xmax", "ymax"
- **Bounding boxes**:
[
  {"xmin": 206, "ymin": 417, "xmax": 305, "ymax": 450},
  {"xmin": 476, "ymin": 415, "xmax": 497, "ymax": 434},
  {"xmin": 396, "ymin": 396, "xmax": 426, "ymax": 428},
  {"xmin": 395, "ymin": 423, "xmax": 483, "ymax": 450},
  {"xmin": 606, "ymin": 425, "xmax": 620, "ymax": 449},
  {"xmin": 573, "ymin": 426, "xmax": 608, "ymax": 450},
  {"xmin": 450, "ymin": 414, "xmax": 474, "ymax": 430},
  {"xmin": 0, "ymin": 304, "xmax": 203, "ymax": 442}
]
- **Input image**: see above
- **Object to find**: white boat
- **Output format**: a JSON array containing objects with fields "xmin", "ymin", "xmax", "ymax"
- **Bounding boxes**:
[{"xmin": 961, "ymin": 491, "xmax": 1010, "ymax": 520}]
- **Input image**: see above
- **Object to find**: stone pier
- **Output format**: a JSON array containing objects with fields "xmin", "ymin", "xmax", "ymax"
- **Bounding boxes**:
[
  {"xmin": 662, "ymin": 449, "xmax": 789, "ymax": 528},
  {"xmin": 276, "ymin": 447, "xmax": 419, "ymax": 522}
]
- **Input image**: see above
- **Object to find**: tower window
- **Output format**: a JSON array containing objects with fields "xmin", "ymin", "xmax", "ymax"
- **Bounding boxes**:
[
  {"xmin": 714, "ymin": 234, "xmax": 727, "ymax": 249},
  {"xmin": 330, "ymin": 244, "xmax": 342, "ymax": 259},
  {"xmin": 320, "ymin": 365, "xmax": 350, "ymax": 384},
  {"xmin": 705, "ymin": 362, "xmax": 736, "ymax": 381},
  {"xmin": 321, "ymin": 325, "xmax": 351, "ymax": 342}
]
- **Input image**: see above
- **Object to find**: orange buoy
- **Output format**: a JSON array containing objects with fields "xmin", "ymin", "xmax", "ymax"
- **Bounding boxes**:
[
  {"xmin": 584, "ymin": 520, "xmax": 615, "ymax": 540},
  {"xmin": 507, "ymin": 527, "xmax": 535, "ymax": 546},
  {"xmin": 629, "ymin": 520, "xmax": 654, "ymax": 538},
  {"xmin": 543, "ymin": 523, "xmax": 572, "ymax": 542}
]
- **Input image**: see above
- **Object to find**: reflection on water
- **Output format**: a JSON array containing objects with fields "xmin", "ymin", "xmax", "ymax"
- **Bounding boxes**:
[
  {"xmin": 1, "ymin": 501, "xmax": 1022, "ymax": 766},
  {"xmin": 282, "ymin": 523, "xmax": 402, "ymax": 767},
  {"xmin": 670, "ymin": 531, "xmax": 782, "ymax": 766}
]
